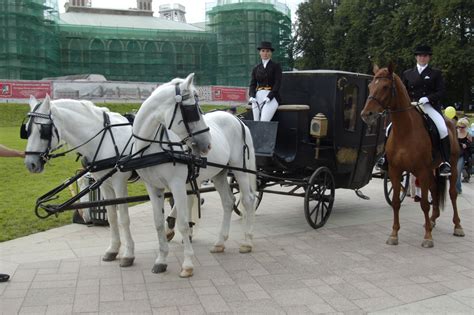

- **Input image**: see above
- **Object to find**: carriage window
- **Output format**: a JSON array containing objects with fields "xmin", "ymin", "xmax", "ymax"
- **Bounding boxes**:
[{"xmin": 343, "ymin": 85, "xmax": 358, "ymax": 132}]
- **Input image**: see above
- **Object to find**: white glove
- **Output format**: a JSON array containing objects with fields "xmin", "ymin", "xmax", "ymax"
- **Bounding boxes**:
[
  {"xmin": 264, "ymin": 97, "xmax": 271, "ymax": 104},
  {"xmin": 419, "ymin": 97, "xmax": 429, "ymax": 104},
  {"xmin": 248, "ymin": 97, "xmax": 256, "ymax": 103}
]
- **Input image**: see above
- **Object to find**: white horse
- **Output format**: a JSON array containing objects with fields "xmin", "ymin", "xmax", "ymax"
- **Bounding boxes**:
[
  {"xmin": 133, "ymin": 73, "xmax": 257, "ymax": 278},
  {"xmin": 23, "ymin": 95, "xmax": 136, "ymax": 267}
]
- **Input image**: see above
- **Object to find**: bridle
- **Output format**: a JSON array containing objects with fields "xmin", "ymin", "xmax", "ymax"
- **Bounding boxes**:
[
  {"xmin": 367, "ymin": 74, "xmax": 415, "ymax": 117},
  {"xmin": 22, "ymin": 102, "xmax": 132, "ymax": 166},
  {"xmin": 167, "ymin": 84, "xmax": 210, "ymax": 144},
  {"xmin": 21, "ymin": 102, "xmax": 60, "ymax": 162}
]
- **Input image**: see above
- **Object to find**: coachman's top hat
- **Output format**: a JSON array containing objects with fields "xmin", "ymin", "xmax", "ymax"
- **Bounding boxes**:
[
  {"xmin": 414, "ymin": 44, "xmax": 433, "ymax": 55},
  {"xmin": 257, "ymin": 41, "xmax": 275, "ymax": 51}
]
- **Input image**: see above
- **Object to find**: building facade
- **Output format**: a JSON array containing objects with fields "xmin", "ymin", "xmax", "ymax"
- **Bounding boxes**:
[{"xmin": 0, "ymin": 0, "xmax": 292, "ymax": 86}]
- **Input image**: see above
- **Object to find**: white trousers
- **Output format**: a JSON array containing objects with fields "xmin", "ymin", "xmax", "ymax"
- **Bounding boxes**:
[
  {"xmin": 385, "ymin": 103, "xmax": 448, "ymax": 139},
  {"xmin": 423, "ymin": 103, "xmax": 448, "ymax": 138},
  {"xmin": 252, "ymin": 90, "xmax": 278, "ymax": 121}
]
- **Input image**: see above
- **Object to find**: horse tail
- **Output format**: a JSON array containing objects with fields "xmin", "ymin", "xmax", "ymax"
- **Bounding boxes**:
[
  {"xmin": 248, "ymin": 134, "xmax": 257, "ymax": 204},
  {"xmin": 435, "ymin": 170, "xmax": 447, "ymax": 211},
  {"xmin": 242, "ymin": 125, "xmax": 257, "ymax": 209}
]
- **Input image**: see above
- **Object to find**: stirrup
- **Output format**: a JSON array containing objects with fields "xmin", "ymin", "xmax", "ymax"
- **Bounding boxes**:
[
  {"xmin": 438, "ymin": 162, "xmax": 451, "ymax": 176},
  {"xmin": 376, "ymin": 157, "xmax": 388, "ymax": 171}
]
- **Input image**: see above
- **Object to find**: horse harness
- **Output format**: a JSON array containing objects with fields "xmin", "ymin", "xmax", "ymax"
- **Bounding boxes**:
[
  {"xmin": 167, "ymin": 83, "xmax": 210, "ymax": 145},
  {"xmin": 21, "ymin": 102, "xmax": 60, "ymax": 161},
  {"xmin": 21, "ymin": 102, "xmax": 132, "ymax": 170}
]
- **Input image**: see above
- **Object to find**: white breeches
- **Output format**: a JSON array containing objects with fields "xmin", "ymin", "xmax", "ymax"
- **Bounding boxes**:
[
  {"xmin": 252, "ymin": 90, "xmax": 278, "ymax": 121},
  {"xmin": 385, "ymin": 103, "xmax": 448, "ymax": 139},
  {"xmin": 423, "ymin": 104, "xmax": 448, "ymax": 138}
]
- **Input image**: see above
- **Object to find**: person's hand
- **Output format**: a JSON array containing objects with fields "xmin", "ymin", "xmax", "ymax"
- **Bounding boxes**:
[
  {"xmin": 248, "ymin": 97, "xmax": 256, "ymax": 105},
  {"xmin": 418, "ymin": 97, "xmax": 429, "ymax": 104},
  {"xmin": 264, "ymin": 97, "xmax": 270, "ymax": 104}
]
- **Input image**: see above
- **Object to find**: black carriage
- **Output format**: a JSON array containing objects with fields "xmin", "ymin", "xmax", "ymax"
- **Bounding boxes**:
[{"xmin": 240, "ymin": 70, "xmax": 386, "ymax": 228}]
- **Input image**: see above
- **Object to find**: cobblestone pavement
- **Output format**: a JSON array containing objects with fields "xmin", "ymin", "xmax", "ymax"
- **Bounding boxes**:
[{"xmin": 1, "ymin": 177, "xmax": 473, "ymax": 314}]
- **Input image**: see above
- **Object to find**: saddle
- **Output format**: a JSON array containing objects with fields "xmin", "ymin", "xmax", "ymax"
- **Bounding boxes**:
[{"xmin": 412, "ymin": 103, "xmax": 441, "ymax": 161}]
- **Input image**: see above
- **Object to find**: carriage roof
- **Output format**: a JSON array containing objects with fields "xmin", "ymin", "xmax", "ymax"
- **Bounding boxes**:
[{"xmin": 284, "ymin": 69, "xmax": 372, "ymax": 79}]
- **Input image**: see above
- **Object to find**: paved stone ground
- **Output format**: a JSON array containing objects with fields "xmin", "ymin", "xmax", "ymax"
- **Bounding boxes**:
[{"xmin": 0, "ymin": 177, "xmax": 473, "ymax": 314}]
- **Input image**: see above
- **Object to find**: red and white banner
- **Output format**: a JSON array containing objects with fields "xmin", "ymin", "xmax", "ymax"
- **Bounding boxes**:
[
  {"xmin": 0, "ymin": 81, "xmax": 52, "ymax": 99},
  {"xmin": 211, "ymin": 86, "xmax": 247, "ymax": 102}
]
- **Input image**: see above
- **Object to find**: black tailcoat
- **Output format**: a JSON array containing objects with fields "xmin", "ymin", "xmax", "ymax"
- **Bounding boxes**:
[
  {"xmin": 402, "ymin": 66, "xmax": 446, "ymax": 111},
  {"xmin": 249, "ymin": 60, "xmax": 282, "ymax": 103}
]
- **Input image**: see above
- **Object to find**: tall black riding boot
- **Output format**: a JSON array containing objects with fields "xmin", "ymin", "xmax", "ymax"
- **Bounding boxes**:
[{"xmin": 439, "ymin": 136, "xmax": 451, "ymax": 177}]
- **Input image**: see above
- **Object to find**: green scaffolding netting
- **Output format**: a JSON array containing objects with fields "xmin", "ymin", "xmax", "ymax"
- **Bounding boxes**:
[
  {"xmin": 0, "ymin": 0, "xmax": 292, "ymax": 87},
  {"xmin": 0, "ymin": 0, "xmax": 60, "ymax": 80},
  {"xmin": 207, "ymin": 1, "xmax": 292, "ymax": 86}
]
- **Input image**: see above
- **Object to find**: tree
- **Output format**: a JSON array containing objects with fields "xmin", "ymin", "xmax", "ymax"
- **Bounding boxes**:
[{"xmin": 294, "ymin": 0, "xmax": 473, "ymax": 108}]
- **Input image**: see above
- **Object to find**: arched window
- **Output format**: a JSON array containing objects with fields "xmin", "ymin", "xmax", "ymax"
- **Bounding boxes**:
[
  {"xmin": 108, "ymin": 40, "xmax": 123, "ymax": 79},
  {"xmin": 69, "ymin": 39, "xmax": 82, "ymax": 71},
  {"xmin": 89, "ymin": 39, "xmax": 105, "ymax": 73},
  {"xmin": 126, "ymin": 41, "xmax": 143, "ymax": 81},
  {"xmin": 160, "ymin": 42, "xmax": 175, "ymax": 82},
  {"xmin": 343, "ymin": 84, "xmax": 358, "ymax": 132},
  {"xmin": 144, "ymin": 42, "xmax": 159, "ymax": 81}
]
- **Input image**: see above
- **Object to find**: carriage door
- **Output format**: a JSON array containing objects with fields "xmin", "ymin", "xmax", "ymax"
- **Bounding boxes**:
[{"xmin": 337, "ymin": 76, "xmax": 381, "ymax": 189}]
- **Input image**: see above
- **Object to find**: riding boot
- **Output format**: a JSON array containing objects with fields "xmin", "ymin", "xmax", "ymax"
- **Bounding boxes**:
[{"xmin": 439, "ymin": 136, "xmax": 451, "ymax": 177}]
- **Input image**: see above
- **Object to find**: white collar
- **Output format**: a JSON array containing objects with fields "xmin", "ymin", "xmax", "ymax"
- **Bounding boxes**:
[
  {"xmin": 417, "ymin": 64, "xmax": 428, "ymax": 74},
  {"xmin": 262, "ymin": 59, "xmax": 270, "ymax": 68}
]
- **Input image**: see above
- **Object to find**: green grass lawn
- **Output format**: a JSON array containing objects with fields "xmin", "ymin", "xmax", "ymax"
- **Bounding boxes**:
[{"xmin": 0, "ymin": 102, "xmax": 233, "ymax": 242}]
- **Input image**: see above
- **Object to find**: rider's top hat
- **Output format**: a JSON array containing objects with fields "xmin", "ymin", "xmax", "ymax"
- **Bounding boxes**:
[
  {"xmin": 257, "ymin": 41, "xmax": 275, "ymax": 51},
  {"xmin": 414, "ymin": 44, "xmax": 433, "ymax": 55}
]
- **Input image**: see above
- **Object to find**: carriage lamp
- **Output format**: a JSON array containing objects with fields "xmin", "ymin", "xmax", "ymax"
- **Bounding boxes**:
[
  {"xmin": 310, "ymin": 113, "xmax": 328, "ymax": 159},
  {"xmin": 310, "ymin": 113, "xmax": 328, "ymax": 138}
]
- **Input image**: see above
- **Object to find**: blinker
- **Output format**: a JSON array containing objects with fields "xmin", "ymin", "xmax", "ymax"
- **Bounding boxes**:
[
  {"xmin": 181, "ymin": 103, "xmax": 201, "ymax": 122},
  {"xmin": 20, "ymin": 123, "xmax": 28, "ymax": 139}
]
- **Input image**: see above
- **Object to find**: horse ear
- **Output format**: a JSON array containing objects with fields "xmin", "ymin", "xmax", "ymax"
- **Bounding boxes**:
[
  {"xmin": 387, "ymin": 62, "xmax": 396, "ymax": 74},
  {"xmin": 29, "ymin": 95, "xmax": 38, "ymax": 109},
  {"xmin": 372, "ymin": 64, "xmax": 379, "ymax": 74},
  {"xmin": 183, "ymin": 73, "xmax": 195, "ymax": 89}
]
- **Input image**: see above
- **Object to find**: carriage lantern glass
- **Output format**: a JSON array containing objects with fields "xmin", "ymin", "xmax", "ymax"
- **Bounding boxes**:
[{"xmin": 310, "ymin": 113, "xmax": 328, "ymax": 138}]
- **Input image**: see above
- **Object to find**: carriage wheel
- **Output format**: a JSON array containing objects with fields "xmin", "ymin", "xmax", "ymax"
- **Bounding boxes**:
[
  {"xmin": 304, "ymin": 167, "xmax": 335, "ymax": 229},
  {"xmin": 383, "ymin": 171, "xmax": 410, "ymax": 206},
  {"xmin": 230, "ymin": 177, "xmax": 263, "ymax": 216}
]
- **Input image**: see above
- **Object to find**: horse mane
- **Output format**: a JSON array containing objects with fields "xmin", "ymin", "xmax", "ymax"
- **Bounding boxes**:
[
  {"xmin": 377, "ymin": 67, "xmax": 411, "ymax": 107},
  {"xmin": 51, "ymin": 99, "xmax": 110, "ymax": 123},
  {"xmin": 149, "ymin": 76, "xmax": 196, "ymax": 99}
]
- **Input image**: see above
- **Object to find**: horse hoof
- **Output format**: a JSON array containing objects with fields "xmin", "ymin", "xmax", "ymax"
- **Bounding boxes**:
[
  {"xmin": 152, "ymin": 264, "xmax": 167, "ymax": 274},
  {"xmin": 239, "ymin": 244, "xmax": 252, "ymax": 253},
  {"xmin": 102, "ymin": 252, "xmax": 118, "ymax": 262},
  {"xmin": 454, "ymin": 228, "xmax": 465, "ymax": 237},
  {"xmin": 421, "ymin": 239, "xmax": 434, "ymax": 248},
  {"xmin": 210, "ymin": 245, "xmax": 225, "ymax": 253},
  {"xmin": 166, "ymin": 231, "xmax": 175, "ymax": 242},
  {"xmin": 386, "ymin": 237, "xmax": 398, "ymax": 245},
  {"xmin": 179, "ymin": 268, "xmax": 194, "ymax": 278},
  {"xmin": 120, "ymin": 257, "xmax": 135, "ymax": 267}
]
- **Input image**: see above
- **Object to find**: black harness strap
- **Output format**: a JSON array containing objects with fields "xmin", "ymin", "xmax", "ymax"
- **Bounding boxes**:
[{"xmin": 237, "ymin": 117, "xmax": 250, "ymax": 169}]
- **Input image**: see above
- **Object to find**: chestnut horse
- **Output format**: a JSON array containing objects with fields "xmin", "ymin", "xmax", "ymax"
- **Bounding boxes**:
[{"xmin": 361, "ymin": 65, "xmax": 464, "ymax": 247}]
